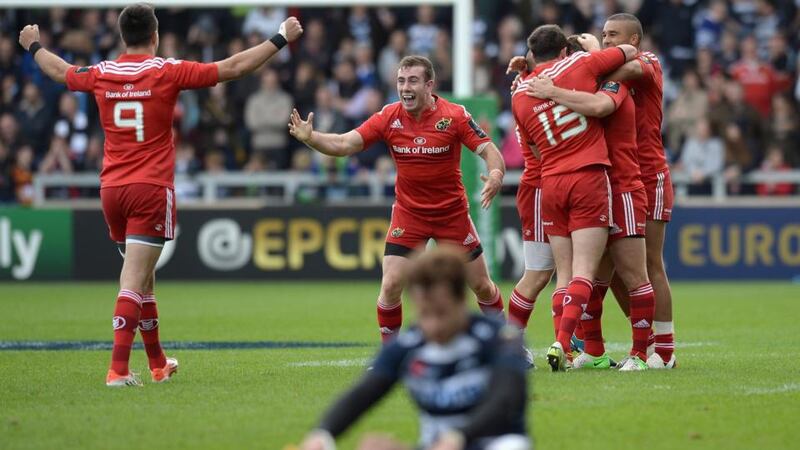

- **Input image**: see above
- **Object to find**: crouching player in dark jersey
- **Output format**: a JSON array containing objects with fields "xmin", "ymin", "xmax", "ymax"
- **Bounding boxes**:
[{"xmin": 299, "ymin": 247, "xmax": 530, "ymax": 450}]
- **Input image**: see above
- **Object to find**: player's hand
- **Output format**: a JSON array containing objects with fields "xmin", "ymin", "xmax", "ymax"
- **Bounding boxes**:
[
  {"xmin": 506, "ymin": 56, "xmax": 528, "ymax": 75},
  {"xmin": 577, "ymin": 33, "xmax": 601, "ymax": 52},
  {"xmin": 299, "ymin": 430, "xmax": 335, "ymax": 450},
  {"xmin": 18, "ymin": 24, "xmax": 40, "ymax": 51},
  {"xmin": 429, "ymin": 431, "xmax": 465, "ymax": 450},
  {"xmin": 280, "ymin": 17, "xmax": 304, "ymax": 43},
  {"xmin": 479, "ymin": 170, "xmax": 503, "ymax": 210},
  {"xmin": 289, "ymin": 108, "xmax": 314, "ymax": 143},
  {"xmin": 527, "ymin": 75, "xmax": 555, "ymax": 99},
  {"xmin": 356, "ymin": 433, "xmax": 410, "ymax": 450}
]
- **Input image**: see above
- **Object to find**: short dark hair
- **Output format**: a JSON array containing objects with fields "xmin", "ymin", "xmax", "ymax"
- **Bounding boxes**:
[
  {"xmin": 527, "ymin": 25, "xmax": 568, "ymax": 62},
  {"xmin": 407, "ymin": 247, "xmax": 467, "ymax": 301},
  {"xmin": 118, "ymin": 3, "xmax": 158, "ymax": 47},
  {"xmin": 606, "ymin": 13, "xmax": 644, "ymax": 43},
  {"xmin": 398, "ymin": 55, "xmax": 436, "ymax": 81},
  {"xmin": 565, "ymin": 35, "xmax": 583, "ymax": 55}
]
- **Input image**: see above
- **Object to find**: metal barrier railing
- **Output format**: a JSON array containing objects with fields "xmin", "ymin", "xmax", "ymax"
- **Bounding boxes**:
[{"xmin": 31, "ymin": 169, "xmax": 800, "ymax": 206}]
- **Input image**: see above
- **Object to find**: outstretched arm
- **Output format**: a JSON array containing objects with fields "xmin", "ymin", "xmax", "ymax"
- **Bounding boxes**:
[
  {"xmin": 215, "ymin": 17, "xmax": 303, "ymax": 82},
  {"xmin": 288, "ymin": 109, "xmax": 365, "ymax": 157},
  {"xmin": 605, "ymin": 60, "xmax": 644, "ymax": 82},
  {"xmin": 18, "ymin": 25, "xmax": 70, "ymax": 84},
  {"xmin": 528, "ymin": 75, "xmax": 617, "ymax": 118}
]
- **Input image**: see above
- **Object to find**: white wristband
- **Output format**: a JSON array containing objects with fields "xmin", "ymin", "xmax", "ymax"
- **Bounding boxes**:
[{"xmin": 279, "ymin": 21, "xmax": 288, "ymax": 39}]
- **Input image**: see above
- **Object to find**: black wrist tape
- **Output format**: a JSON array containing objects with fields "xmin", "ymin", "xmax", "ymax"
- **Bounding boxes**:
[
  {"xmin": 29, "ymin": 41, "xmax": 42, "ymax": 57},
  {"xmin": 269, "ymin": 33, "xmax": 288, "ymax": 49}
]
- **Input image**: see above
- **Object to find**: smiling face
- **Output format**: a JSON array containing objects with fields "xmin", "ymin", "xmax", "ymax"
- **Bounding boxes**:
[
  {"xmin": 602, "ymin": 19, "xmax": 640, "ymax": 48},
  {"xmin": 396, "ymin": 64, "xmax": 434, "ymax": 114}
]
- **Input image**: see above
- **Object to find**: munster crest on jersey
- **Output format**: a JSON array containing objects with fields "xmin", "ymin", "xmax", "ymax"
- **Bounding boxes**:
[
  {"xmin": 75, "ymin": 66, "xmax": 90, "ymax": 73},
  {"xmin": 435, "ymin": 117, "xmax": 452, "ymax": 131},
  {"xmin": 391, "ymin": 227, "xmax": 404, "ymax": 238}
]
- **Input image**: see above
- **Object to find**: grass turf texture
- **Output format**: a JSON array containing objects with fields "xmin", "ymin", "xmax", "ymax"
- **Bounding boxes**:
[{"xmin": 0, "ymin": 281, "xmax": 798, "ymax": 450}]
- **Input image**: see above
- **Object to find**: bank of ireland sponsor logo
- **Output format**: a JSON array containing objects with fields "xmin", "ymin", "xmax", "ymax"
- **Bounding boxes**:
[
  {"xmin": 123, "ymin": 83, "xmax": 134, "ymax": 91},
  {"xmin": 413, "ymin": 136, "xmax": 426, "ymax": 145}
]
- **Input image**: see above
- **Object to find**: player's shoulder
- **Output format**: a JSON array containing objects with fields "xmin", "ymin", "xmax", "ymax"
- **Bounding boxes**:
[
  {"xmin": 96, "ymin": 56, "xmax": 182, "ymax": 75},
  {"xmin": 636, "ymin": 52, "xmax": 662, "ymax": 70},
  {"xmin": 377, "ymin": 101, "xmax": 403, "ymax": 116}
]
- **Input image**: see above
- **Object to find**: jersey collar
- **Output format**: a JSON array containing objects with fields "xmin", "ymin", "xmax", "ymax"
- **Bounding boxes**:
[{"xmin": 117, "ymin": 53, "xmax": 157, "ymax": 62}]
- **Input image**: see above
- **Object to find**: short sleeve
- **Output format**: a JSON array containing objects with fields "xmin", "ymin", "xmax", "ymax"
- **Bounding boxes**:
[
  {"xmin": 598, "ymin": 80, "xmax": 629, "ymax": 109},
  {"xmin": 167, "ymin": 60, "xmax": 219, "ymax": 90},
  {"xmin": 633, "ymin": 53, "xmax": 658, "ymax": 87},
  {"xmin": 456, "ymin": 106, "xmax": 492, "ymax": 153},
  {"xmin": 355, "ymin": 110, "xmax": 387, "ymax": 149},
  {"xmin": 65, "ymin": 65, "xmax": 97, "ymax": 92},
  {"xmin": 586, "ymin": 47, "xmax": 627, "ymax": 79}
]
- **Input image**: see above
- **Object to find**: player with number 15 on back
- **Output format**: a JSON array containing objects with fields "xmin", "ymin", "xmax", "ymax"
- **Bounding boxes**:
[{"xmin": 18, "ymin": 3, "xmax": 303, "ymax": 387}]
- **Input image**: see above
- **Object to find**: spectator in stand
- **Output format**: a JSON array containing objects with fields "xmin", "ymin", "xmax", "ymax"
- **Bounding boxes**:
[
  {"xmin": 722, "ymin": 123, "xmax": 755, "ymax": 195},
  {"xmin": 753, "ymin": 0, "xmax": 780, "ymax": 55},
  {"xmin": 293, "ymin": 61, "xmax": 321, "ymax": 115},
  {"xmin": 12, "ymin": 145, "xmax": 34, "ymax": 205},
  {"xmin": 1, "ymin": 74, "xmax": 18, "ymax": 114},
  {"xmin": 0, "ymin": 112, "xmax": 22, "ymax": 151},
  {"xmin": 83, "ymin": 134, "xmax": 104, "ymax": 173},
  {"xmin": 242, "ymin": 7, "xmax": 287, "ymax": 39},
  {"xmin": 378, "ymin": 30, "xmax": 407, "ymax": 94},
  {"xmin": 15, "ymin": 82, "xmax": 50, "ymax": 156},
  {"xmin": 767, "ymin": 32, "xmax": 796, "ymax": 78},
  {"xmin": 0, "ymin": 36, "xmax": 21, "ymax": 104},
  {"xmin": 678, "ymin": 118, "xmax": 725, "ymax": 195},
  {"xmin": 348, "ymin": 6, "xmax": 374, "ymax": 46},
  {"xmin": 651, "ymin": 0, "xmax": 697, "ymax": 78},
  {"xmin": 53, "ymin": 92, "xmax": 90, "ymax": 169},
  {"xmin": 296, "ymin": 19, "xmax": 331, "ymax": 74},
  {"xmin": 408, "ymin": 5, "xmax": 439, "ymax": 56},
  {"xmin": 718, "ymin": 30, "xmax": 740, "ymax": 71},
  {"xmin": 174, "ymin": 142, "xmax": 201, "ymax": 200},
  {"xmin": 431, "ymin": 32, "xmax": 453, "ymax": 92},
  {"xmin": 200, "ymin": 83, "xmax": 236, "ymax": 150},
  {"xmin": 354, "ymin": 43, "xmax": 379, "ymax": 89},
  {"xmin": 768, "ymin": 94, "xmax": 800, "ymax": 167},
  {"xmin": 756, "ymin": 146, "xmax": 794, "ymax": 196},
  {"xmin": 0, "ymin": 141, "xmax": 13, "ymax": 203},
  {"xmin": 666, "ymin": 69, "xmax": 709, "ymax": 151},
  {"xmin": 245, "ymin": 68, "xmax": 294, "ymax": 170},
  {"xmin": 729, "ymin": 35, "xmax": 787, "ymax": 116},
  {"xmin": 694, "ymin": 0, "xmax": 729, "ymax": 52},
  {"xmin": 38, "ymin": 137, "xmax": 73, "ymax": 175},
  {"xmin": 709, "ymin": 80, "xmax": 766, "ymax": 159}
]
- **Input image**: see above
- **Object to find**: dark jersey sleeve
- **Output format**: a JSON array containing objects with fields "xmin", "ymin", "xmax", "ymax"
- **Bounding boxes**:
[
  {"xmin": 316, "ymin": 337, "xmax": 410, "ymax": 437},
  {"xmin": 457, "ymin": 324, "xmax": 529, "ymax": 441},
  {"xmin": 455, "ymin": 105, "xmax": 492, "ymax": 153}
]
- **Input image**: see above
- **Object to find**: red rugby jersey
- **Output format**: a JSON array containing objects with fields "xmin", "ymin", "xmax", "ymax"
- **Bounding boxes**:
[
  {"xmin": 598, "ymin": 80, "xmax": 644, "ymax": 193},
  {"xmin": 627, "ymin": 51, "xmax": 668, "ymax": 176},
  {"xmin": 356, "ymin": 96, "xmax": 492, "ymax": 217},
  {"xmin": 66, "ymin": 54, "xmax": 219, "ymax": 189},
  {"xmin": 511, "ymin": 47, "xmax": 626, "ymax": 177}
]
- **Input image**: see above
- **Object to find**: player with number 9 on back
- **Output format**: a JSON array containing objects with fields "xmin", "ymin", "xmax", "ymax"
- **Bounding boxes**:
[
  {"xmin": 510, "ymin": 25, "xmax": 637, "ymax": 371},
  {"xmin": 18, "ymin": 3, "xmax": 303, "ymax": 387}
]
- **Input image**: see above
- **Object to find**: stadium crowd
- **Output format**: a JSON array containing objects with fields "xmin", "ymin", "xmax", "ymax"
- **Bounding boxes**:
[{"xmin": 0, "ymin": 0, "xmax": 798, "ymax": 204}]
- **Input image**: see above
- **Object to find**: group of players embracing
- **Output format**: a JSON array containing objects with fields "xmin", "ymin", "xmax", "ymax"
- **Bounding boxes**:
[{"xmin": 19, "ymin": 3, "xmax": 676, "ymax": 449}]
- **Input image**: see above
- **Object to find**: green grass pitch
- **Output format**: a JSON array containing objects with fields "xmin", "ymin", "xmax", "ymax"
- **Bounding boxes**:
[{"xmin": 1, "ymin": 281, "xmax": 798, "ymax": 450}]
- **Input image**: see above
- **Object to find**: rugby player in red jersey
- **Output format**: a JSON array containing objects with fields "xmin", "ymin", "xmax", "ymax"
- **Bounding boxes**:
[
  {"xmin": 19, "ymin": 3, "xmax": 303, "ymax": 386},
  {"xmin": 510, "ymin": 25, "xmax": 637, "ymax": 371},
  {"xmin": 600, "ymin": 14, "xmax": 676, "ymax": 369},
  {"xmin": 527, "ymin": 34, "xmax": 655, "ymax": 371},
  {"xmin": 289, "ymin": 55, "xmax": 507, "ymax": 344}
]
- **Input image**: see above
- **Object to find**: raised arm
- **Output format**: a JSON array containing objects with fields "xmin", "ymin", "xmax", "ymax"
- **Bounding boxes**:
[
  {"xmin": 18, "ymin": 25, "xmax": 70, "ymax": 84},
  {"xmin": 288, "ymin": 109, "xmax": 365, "ymax": 157},
  {"xmin": 528, "ymin": 75, "xmax": 617, "ymax": 118},
  {"xmin": 214, "ymin": 17, "xmax": 303, "ymax": 83}
]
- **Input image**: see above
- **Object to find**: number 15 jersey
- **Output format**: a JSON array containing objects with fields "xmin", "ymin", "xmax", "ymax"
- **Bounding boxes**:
[
  {"xmin": 511, "ymin": 48, "xmax": 626, "ymax": 177},
  {"xmin": 66, "ymin": 53, "xmax": 219, "ymax": 189}
]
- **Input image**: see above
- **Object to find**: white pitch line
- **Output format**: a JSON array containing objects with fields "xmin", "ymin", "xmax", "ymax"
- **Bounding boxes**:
[
  {"xmin": 288, "ymin": 358, "xmax": 370, "ymax": 368},
  {"xmin": 741, "ymin": 383, "xmax": 800, "ymax": 395}
]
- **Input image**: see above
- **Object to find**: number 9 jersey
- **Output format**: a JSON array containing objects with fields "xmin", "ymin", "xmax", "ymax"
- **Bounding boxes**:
[
  {"xmin": 66, "ymin": 54, "xmax": 219, "ymax": 189},
  {"xmin": 511, "ymin": 48, "xmax": 627, "ymax": 177}
]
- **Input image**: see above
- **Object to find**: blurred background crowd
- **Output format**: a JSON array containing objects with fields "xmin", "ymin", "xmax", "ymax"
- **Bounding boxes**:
[{"xmin": 0, "ymin": 0, "xmax": 798, "ymax": 204}]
